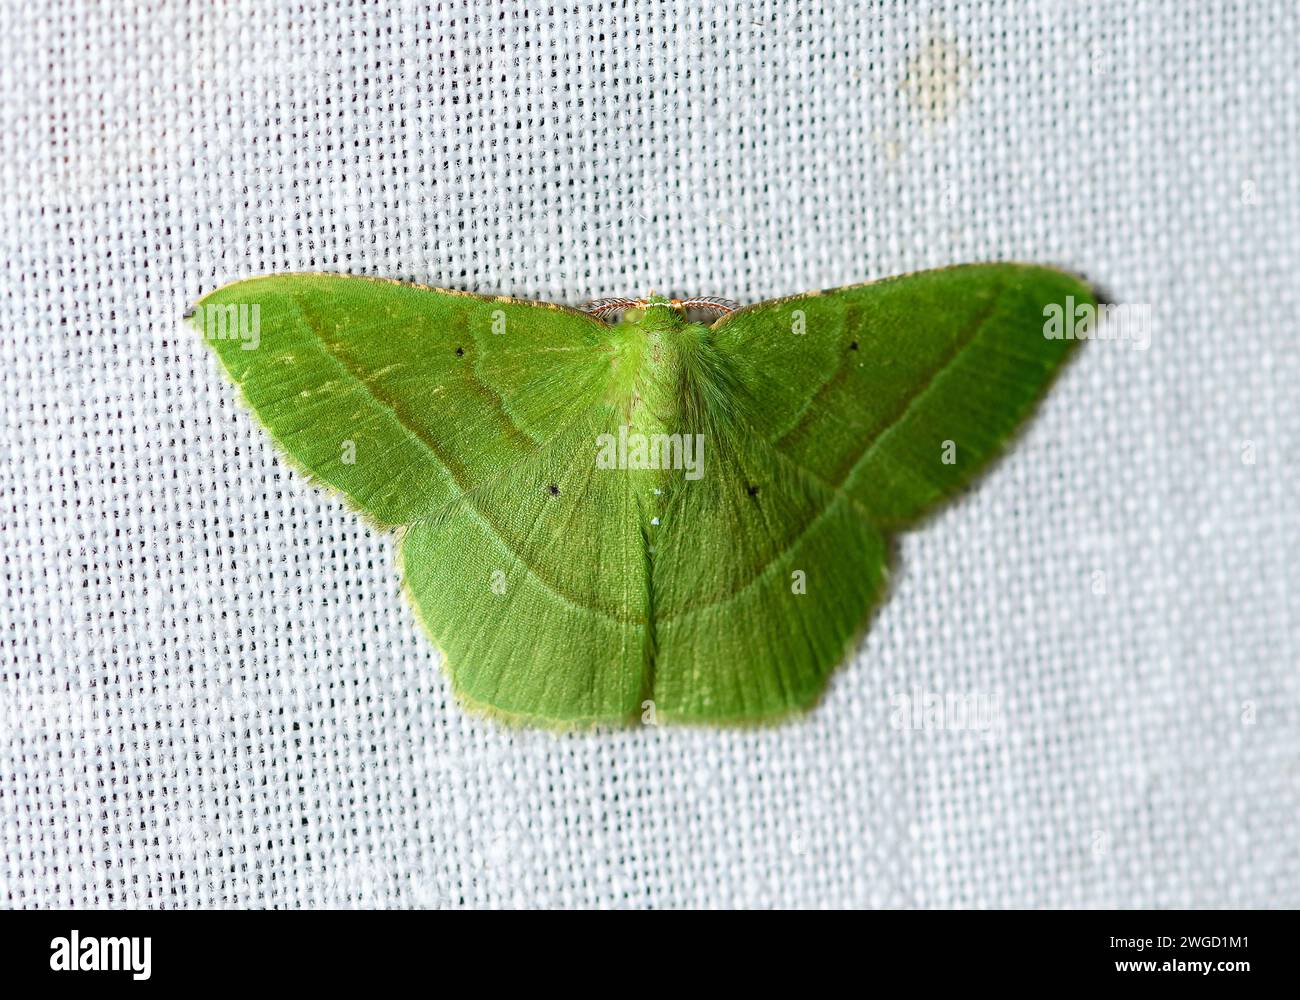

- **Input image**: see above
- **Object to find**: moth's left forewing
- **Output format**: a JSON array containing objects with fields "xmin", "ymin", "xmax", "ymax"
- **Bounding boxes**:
[{"xmin": 708, "ymin": 263, "xmax": 1093, "ymax": 530}]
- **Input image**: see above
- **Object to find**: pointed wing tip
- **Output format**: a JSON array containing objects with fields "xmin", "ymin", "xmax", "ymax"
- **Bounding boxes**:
[{"xmin": 1011, "ymin": 261, "xmax": 1099, "ymax": 301}]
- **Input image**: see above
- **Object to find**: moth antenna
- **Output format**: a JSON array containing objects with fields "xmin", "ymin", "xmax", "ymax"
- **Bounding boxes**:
[
  {"xmin": 579, "ymin": 295, "xmax": 740, "ymax": 319},
  {"xmin": 674, "ymin": 296, "xmax": 740, "ymax": 316},
  {"xmin": 578, "ymin": 296, "xmax": 640, "ymax": 319}
]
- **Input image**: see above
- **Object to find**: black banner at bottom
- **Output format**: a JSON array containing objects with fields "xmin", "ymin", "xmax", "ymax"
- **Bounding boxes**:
[{"xmin": 0, "ymin": 908, "xmax": 1279, "ymax": 989}]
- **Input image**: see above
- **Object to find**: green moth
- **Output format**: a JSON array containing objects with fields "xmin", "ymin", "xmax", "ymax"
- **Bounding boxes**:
[{"xmin": 189, "ymin": 263, "xmax": 1090, "ymax": 727}]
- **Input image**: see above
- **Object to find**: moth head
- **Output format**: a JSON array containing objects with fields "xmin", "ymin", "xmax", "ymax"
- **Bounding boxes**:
[{"xmin": 619, "ymin": 294, "xmax": 688, "ymax": 331}]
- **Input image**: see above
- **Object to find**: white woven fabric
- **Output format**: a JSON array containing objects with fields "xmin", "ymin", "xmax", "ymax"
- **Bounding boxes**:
[{"xmin": 1, "ymin": 0, "xmax": 1296, "ymax": 909}]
